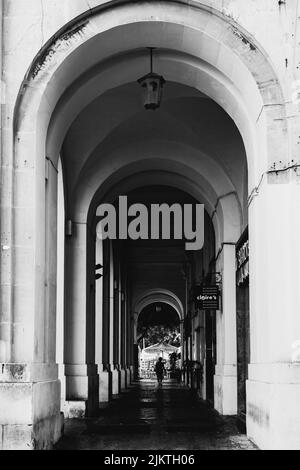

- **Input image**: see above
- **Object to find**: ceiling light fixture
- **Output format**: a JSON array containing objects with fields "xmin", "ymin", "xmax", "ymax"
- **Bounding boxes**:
[{"xmin": 138, "ymin": 47, "xmax": 165, "ymax": 110}]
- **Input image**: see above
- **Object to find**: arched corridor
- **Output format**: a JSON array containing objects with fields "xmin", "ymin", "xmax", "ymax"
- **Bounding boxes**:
[{"xmin": 1, "ymin": 0, "xmax": 300, "ymax": 451}]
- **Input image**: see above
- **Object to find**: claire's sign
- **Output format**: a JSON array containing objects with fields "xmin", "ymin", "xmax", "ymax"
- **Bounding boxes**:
[{"xmin": 194, "ymin": 285, "xmax": 220, "ymax": 310}]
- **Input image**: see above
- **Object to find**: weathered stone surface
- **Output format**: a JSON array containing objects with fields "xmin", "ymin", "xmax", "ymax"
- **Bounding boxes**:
[
  {"xmin": 0, "ymin": 383, "xmax": 32, "ymax": 425},
  {"xmin": 2, "ymin": 425, "xmax": 34, "ymax": 451}
]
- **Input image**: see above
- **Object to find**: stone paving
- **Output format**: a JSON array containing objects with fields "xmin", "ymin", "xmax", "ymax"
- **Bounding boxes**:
[{"xmin": 55, "ymin": 380, "xmax": 258, "ymax": 450}]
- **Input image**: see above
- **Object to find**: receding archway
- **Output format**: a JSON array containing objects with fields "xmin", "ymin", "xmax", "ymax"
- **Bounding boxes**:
[
  {"xmin": 137, "ymin": 302, "xmax": 181, "ymax": 380},
  {"xmin": 135, "ymin": 290, "xmax": 184, "ymax": 322}
]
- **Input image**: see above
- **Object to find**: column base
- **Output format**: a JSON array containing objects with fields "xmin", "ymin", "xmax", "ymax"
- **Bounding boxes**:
[
  {"xmin": 247, "ymin": 363, "xmax": 300, "ymax": 450},
  {"xmin": 1, "ymin": 412, "xmax": 64, "ymax": 450},
  {"xmin": 214, "ymin": 364, "xmax": 237, "ymax": 415},
  {"xmin": 125, "ymin": 368, "xmax": 132, "ymax": 387},
  {"xmin": 111, "ymin": 367, "xmax": 121, "ymax": 396},
  {"xmin": 120, "ymin": 368, "xmax": 126, "ymax": 391},
  {"xmin": 99, "ymin": 368, "xmax": 112, "ymax": 404},
  {"xmin": 0, "ymin": 364, "xmax": 63, "ymax": 450},
  {"xmin": 58, "ymin": 364, "xmax": 66, "ymax": 412},
  {"xmin": 63, "ymin": 401, "xmax": 86, "ymax": 419},
  {"xmin": 65, "ymin": 364, "xmax": 99, "ymax": 417}
]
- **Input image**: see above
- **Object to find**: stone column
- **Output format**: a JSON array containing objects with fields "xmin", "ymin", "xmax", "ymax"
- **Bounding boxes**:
[
  {"xmin": 129, "ymin": 306, "xmax": 135, "ymax": 382},
  {"xmin": 198, "ymin": 312, "xmax": 206, "ymax": 399},
  {"xmin": 56, "ymin": 159, "xmax": 66, "ymax": 412},
  {"xmin": 122, "ymin": 284, "xmax": 131, "ymax": 387},
  {"xmin": 126, "ymin": 290, "xmax": 133, "ymax": 384},
  {"xmin": 97, "ymin": 239, "xmax": 112, "ymax": 404},
  {"xmin": 247, "ymin": 175, "xmax": 300, "ymax": 450},
  {"xmin": 64, "ymin": 222, "xmax": 98, "ymax": 418},
  {"xmin": 214, "ymin": 243, "xmax": 238, "ymax": 415},
  {"xmin": 118, "ymin": 266, "xmax": 126, "ymax": 391},
  {"xmin": 109, "ymin": 242, "xmax": 120, "ymax": 396},
  {"xmin": 0, "ymin": 146, "xmax": 63, "ymax": 449},
  {"xmin": 132, "ymin": 312, "xmax": 139, "ymax": 381},
  {"xmin": 95, "ymin": 235, "xmax": 110, "ymax": 404}
]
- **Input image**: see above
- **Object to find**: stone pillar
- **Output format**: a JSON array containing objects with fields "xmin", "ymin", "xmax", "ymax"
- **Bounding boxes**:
[
  {"xmin": 128, "ymin": 303, "xmax": 135, "ymax": 382},
  {"xmin": 109, "ymin": 243, "xmax": 120, "ymax": 396},
  {"xmin": 125, "ymin": 288, "xmax": 133, "ymax": 385},
  {"xmin": 0, "ymin": 145, "xmax": 63, "ymax": 448},
  {"xmin": 247, "ymin": 176, "xmax": 300, "ymax": 450},
  {"xmin": 214, "ymin": 243, "xmax": 238, "ymax": 415},
  {"xmin": 123, "ymin": 290, "xmax": 131, "ymax": 387},
  {"xmin": 118, "ymin": 267, "xmax": 126, "ymax": 392},
  {"xmin": 97, "ymin": 238, "xmax": 112, "ymax": 404},
  {"xmin": 132, "ymin": 312, "xmax": 139, "ymax": 381},
  {"xmin": 95, "ymin": 235, "xmax": 110, "ymax": 404},
  {"xmin": 56, "ymin": 159, "xmax": 66, "ymax": 412},
  {"xmin": 64, "ymin": 222, "xmax": 98, "ymax": 417},
  {"xmin": 199, "ymin": 312, "xmax": 206, "ymax": 399}
]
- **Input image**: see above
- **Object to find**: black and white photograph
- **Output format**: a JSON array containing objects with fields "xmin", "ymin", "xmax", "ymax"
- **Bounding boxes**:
[{"xmin": 0, "ymin": 0, "xmax": 300, "ymax": 453}]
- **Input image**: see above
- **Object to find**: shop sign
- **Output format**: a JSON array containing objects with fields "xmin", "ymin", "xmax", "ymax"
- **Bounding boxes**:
[{"xmin": 194, "ymin": 285, "xmax": 220, "ymax": 310}]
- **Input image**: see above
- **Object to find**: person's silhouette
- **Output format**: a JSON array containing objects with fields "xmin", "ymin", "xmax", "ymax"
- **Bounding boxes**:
[{"xmin": 155, "ymin": 357, "xmax": 166, "ymax": 388}]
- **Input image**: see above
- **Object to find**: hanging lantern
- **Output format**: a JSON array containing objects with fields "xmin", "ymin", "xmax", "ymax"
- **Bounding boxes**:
[{"xmin": 138, "ymin": 48, "xmax": 166, "ymax": 110}]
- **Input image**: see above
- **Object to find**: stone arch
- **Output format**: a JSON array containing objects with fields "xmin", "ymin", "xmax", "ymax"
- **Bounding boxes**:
[
  {"xmin": 90, "ymin": 150, "xmax": 243, "ymax": 251},
  {"xmin": 11, "ymin": 6, "xmax": 286, "ymax": 335},
  {"xmin": 11, "ymin": 8, "xmax": 286, "ymax": 358},
  {"xmin": 132, "ymin": 289, "xmax": 185, "ymax": 344},
  {"xmin": 14, "ymin": 0, "xmax": 286, "ymax": 187},
  {"xmin": 134, "ymin": 289, "xmax": 184, "ymax": 321}
]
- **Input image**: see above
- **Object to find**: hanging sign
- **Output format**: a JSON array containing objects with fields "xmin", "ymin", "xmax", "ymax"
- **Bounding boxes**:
[{"xmin": 194, "ymin": 285, "xmax": 220, "ymax": 310}]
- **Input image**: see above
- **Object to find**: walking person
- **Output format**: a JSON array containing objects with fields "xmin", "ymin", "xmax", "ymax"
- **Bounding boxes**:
[{"xmin": 155, "ymin": 357, "xmax": 166, "ymax": 388}]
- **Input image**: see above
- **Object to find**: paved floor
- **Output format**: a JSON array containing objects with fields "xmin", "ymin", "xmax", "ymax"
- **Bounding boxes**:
[{"xmin": 55, "ymin": 380, "xmax": 258, "ymax": 450}]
